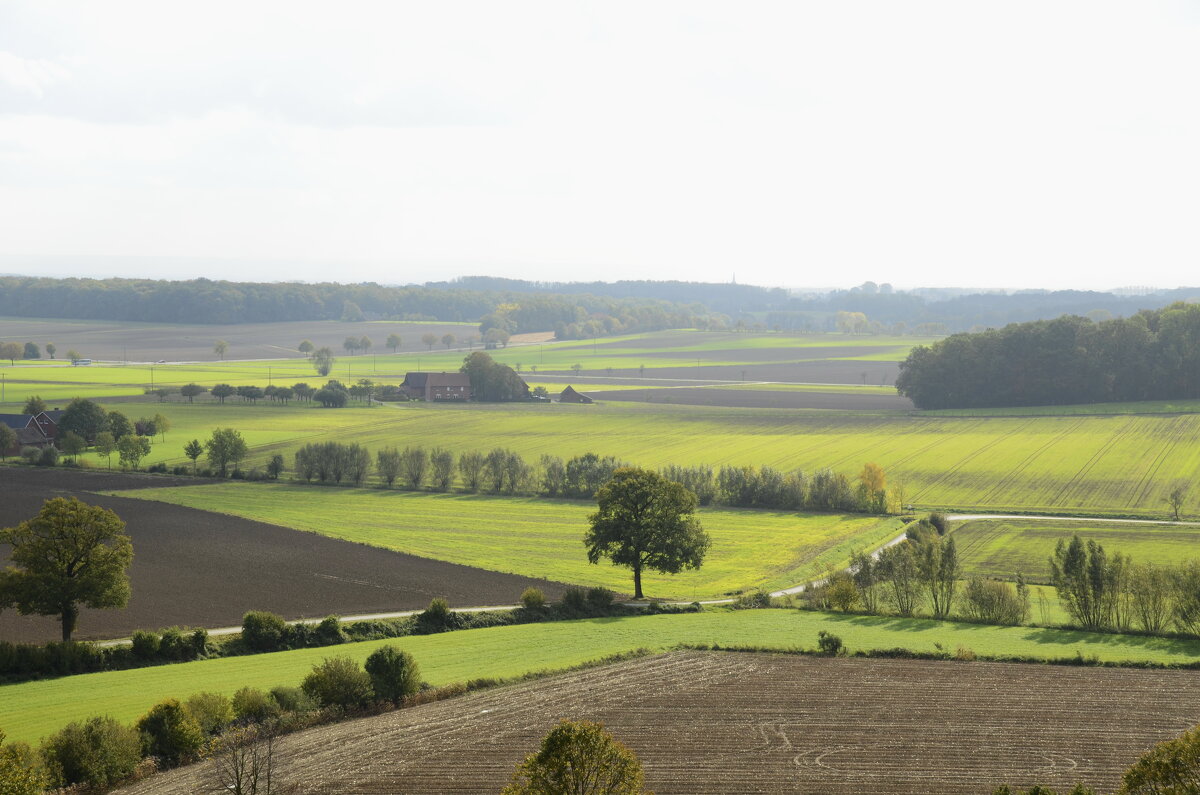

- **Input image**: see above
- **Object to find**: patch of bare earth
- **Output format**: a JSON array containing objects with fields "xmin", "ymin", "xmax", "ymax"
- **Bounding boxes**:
[{"xmin": 117, "ymin": 650, "xmax": 1200, "ymax": 794}]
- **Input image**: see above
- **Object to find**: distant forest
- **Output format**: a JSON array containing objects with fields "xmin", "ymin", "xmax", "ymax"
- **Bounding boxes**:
[
  {"xmin": 896, "ymin": 303, "xmax": 1200, "ymax": 409},
  {"xmin": 0, "ymin": 276, "xmax": 708, "ymax": 335},
  {"xmin": 1, "ymin": 274, "xmax": 1197, "ymax": 338}
]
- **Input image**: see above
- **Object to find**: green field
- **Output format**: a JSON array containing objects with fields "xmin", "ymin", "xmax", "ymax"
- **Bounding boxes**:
[
  {"xmin": 112, "ymin": 483, "xmax": 902, "ymax": 598},
  {"xmin": 4, "ymin": 607, "xmax": 1199, "ymax": 745},
  {"xmin": 952, "ymin": 518, "xmax": 1200, "ymax": 583}
]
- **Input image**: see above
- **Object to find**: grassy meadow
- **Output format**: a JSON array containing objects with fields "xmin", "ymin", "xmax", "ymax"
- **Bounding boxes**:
[
  {"xmin": 112, "ymin": 483, "xmax": 903, "ymax": 599},
  {"xmin": 952, "ymin": 518, "xmax": 1200, "ymax": 583},
  {"xmin": 4, "ymin": 607, "xmax": 1200, "ymax": 745}
]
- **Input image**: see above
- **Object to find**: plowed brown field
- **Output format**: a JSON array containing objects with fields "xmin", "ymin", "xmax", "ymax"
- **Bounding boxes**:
[{"xmin": 118, "ymin": 651, "xmax": 1200, "ymax": 794}]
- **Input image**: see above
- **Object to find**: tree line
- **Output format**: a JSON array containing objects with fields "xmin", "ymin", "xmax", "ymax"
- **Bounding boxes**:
[
  {"xmin": 896, "ymin": 303, "xmax": 1200, "ymax": 409},
  {"xmin": 285, "ymin": 441, "xmax": 896, "ymax": 514},
  {"xmin": 0, "ymin": 275, "xmax": 715, "ymax": 334}
]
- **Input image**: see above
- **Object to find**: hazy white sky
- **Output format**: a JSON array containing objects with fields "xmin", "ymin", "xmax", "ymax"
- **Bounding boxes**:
[{"xmin": 1, "ymin": 1, "xmax": 1198, "ymax": 290}]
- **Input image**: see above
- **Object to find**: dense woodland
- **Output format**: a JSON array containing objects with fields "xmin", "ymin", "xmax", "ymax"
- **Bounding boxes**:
[{"xmin": 896, "ymin": 303, "xmax": 1200, "ymax": 409}]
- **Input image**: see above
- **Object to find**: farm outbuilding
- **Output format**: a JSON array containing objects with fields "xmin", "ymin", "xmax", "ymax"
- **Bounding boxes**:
[
  {"xmin": 400, "ymin": 372, "xmax": 473, "ymax": 401},
  {"xmin": 558, "ymin": 385, "xmax": 594, "ymax": 404}
]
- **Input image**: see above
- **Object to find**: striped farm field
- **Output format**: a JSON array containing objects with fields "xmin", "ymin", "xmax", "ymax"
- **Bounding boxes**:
[
  {"xmin": 110, "ymin": 482, "xmax": 904, "ymax": 599},
  {"xmin": 952, "ymin": 518, "xmax": 1200, "ymax": 583},
  {"xmin": 51, "ymin": 394, "xmax": 1200, "ymax": 518},
  {"xmin": 5, "ymin": 607, "xmax": 1200, "ymax": 746}
]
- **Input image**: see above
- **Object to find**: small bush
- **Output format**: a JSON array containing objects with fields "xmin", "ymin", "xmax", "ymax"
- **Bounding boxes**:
[
  {"xmin": 313, "ymin": 615, "xmax": 345, "ymax": 646},
  {"xmin": 137, "ymin": 698, "xmax": 204, "ymax": 766},
  {"xmin": 418, "ymin": 597, "xmax": 452, "ymax": 632},
  {"xmin": 189, "ymin": 628, "xmax": 209, "ymax": 658},
  {"xmin": 146, "ymin": 462, "xmax": 168, "ymax": 473},
  {"xmin": 586, "ymin": 587, "xmax": 615, "ymax": 610},
  {"xmin": 816, "ymin": 631, "xmax": 845, "ymax": 656},
  {"xmin": 0, "ymin": 733, "xmax": 48, "ymax": 794},
  {"xmin": 301, "ymin": 656, "xmax": 374, "ymax": 709},
  {"xmin": 955, "ymin": 645, "xmax": 977, "ymax": 661},
  {"xmin": 37, "ymin": 446, "xmax": 59, "ymax": 467},
  {"xmin": 20, "ymin": 446, "xmax": 40, "ymax": 465},
  {"xmin": 158, "ymin": 627, "xmax": 189, "ymax": 661},
  {"xmin": 241, "ymin": 611, "xmax": 289, "ymax": 652},
  {"xmin": 928, "ymin": 512, "xmax": 949, "ymax": 535},
  {"xmin": 269, "ymin": 685, "xmax": 317, "ymax": 713},
  {"xmin": 560, "ymin": 587, "xmax": 587, "ymax": 612},
  {"xmin": 365, "ymin": 645, "xmax": 422, "ymax": 705},
  {"xmin": 130, "ymin": 630, "xmax": 160, "ymax": 660},
  {"xmin": 230, "ymin": 468, "xmax": 245, "ymax": 479},
  {"xmin": 41, "ymin": 716, "xmax": 142, "ymax": 789},
  {"xmin": 734, "ymin": 590, "xmax": 771, "ymax": 610},
  {"xmin": 171, "ymin": 465, "xmax": 190, "ymax": 476},
  {"xmin": 232, "ymin": 687, "xmax": 280, "ymax": 724},
  {"xmin": 184, "ymin": 691, "xmax": 234, "ymax": 736},
  {"xmin": 520, "ymin": 588, "xmax": 546, "ymax": 610}
]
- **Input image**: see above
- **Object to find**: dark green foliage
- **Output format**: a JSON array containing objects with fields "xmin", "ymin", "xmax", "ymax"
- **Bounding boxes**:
[
  {"xmin": 560, "ymin": 587, "xmax": 588, "ymax": 613},
  {"xmin": 130, "ymin": 630, "xmax": 159, "ymax": 660},
  {"xmin": 40, "ymin": 716, "xmax": 142, "ymax": 788},
  {"xmin": 816, "ymin": 631, "xmax": 845, "ymax": 656},
  {"xmin": 1120, "ymin": 725, "xmax": 1200, "ymax": 794},
  {"xmin": 184, "ymin": 691, "xmax": 234, "ymax": 735},
  {"xmin": 962, "ymin": 578, "xmax": 1030, "ymax": 626},
  {"xmin": 294, "ymin": 441, "xmax": 370, "ymax": 484},
  {"xmin": 205, "ymin": 427, "xmax": 248, "ymax": 477},
  {"xmin": 586, "ymin": 587, "xmax": 615, "ymax": 610},
  {"xmin": 300, "ymin": 656, "xmax": 373, "ymax": 709},
  {"xmin": 520, "ymin": 588, "xmax": 546, "ymax": 610},
  {"xmin": 269, "ymin": 685, "xmax": 317, "ymax": 714},
  {"xmin": 928, "ymin": 512, "xmax": 949, "ymax": 535},
  {"xmin": 58, "ymin": 397, "xmax": 108, "ymax": 442},
  {"xmin": 313, "ymin": 616, "xmax": 345, "ymax": 646},
  {"xmin": 897, "ymin": 303, "xmax": 1200, "ymax": 409},
  {"xmin": 1050, "ymin": 535, "xmax": 1129, "ymax": 630},
  {"xmin": 136, "ymin": 698, "xmax": 204, "ymax": 766},
  {"xmin": 564, "ymin": 453, "xmax": 625, "ymax": 498},
  {"xmin": 232, "ymin": 687, "xmax": 280, "ymax": 723},
  {"xmin": 242, "ymin": 611, "xmax": 289, "ymax": 652},
  {"xmin": 586, "ymin": 467, "xmax": 710, "ymax": 600},
  {"xmin": 35, "ymin": 446, "xmax": 58, "ymax": 467},
  {"xmin": 460, "ymin": 351, "xmax": 529, "ymax": 401},
  {"xmin": 364, "ymin": 646, "xmax": 421, "ymax": 704},
  {"xmin": 418, "ymin": 598, "xmax": 452, "ymax": 632}
]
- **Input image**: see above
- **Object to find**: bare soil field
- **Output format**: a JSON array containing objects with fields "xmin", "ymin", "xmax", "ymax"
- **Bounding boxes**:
[
  {"xmin": 594, "ymin": 386, "xmax": 914, "ymax": 411},
  {"xmin": 540, "ymin": 359, "xmax": 901, "ymax": 385},
  {"xmin": 632, "ymin": 344, "xmax": 903, "ymax": 362},
  {"xmin": 0, "ymin": 468, "xmax": 567, "ymax": 642},
  {"xmin": 117, "ymin": 650, "xmax": 1200, "ymax": 795},
  {"xmin": 0, "ymin": 317, "xmax": 478, "ymax": 362}
]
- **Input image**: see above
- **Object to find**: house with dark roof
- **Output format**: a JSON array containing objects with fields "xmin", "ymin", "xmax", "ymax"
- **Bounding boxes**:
[
  {"xmin": 400, "ymin": 372, "xmax": 473, "ymax": 402},
  {"xmin": 0, "ymin": 411, "xmax": 60, "ymax": 456},
  {"xmin": 558, "ymin": 385, "xmax": 594, "ymax": 404}
]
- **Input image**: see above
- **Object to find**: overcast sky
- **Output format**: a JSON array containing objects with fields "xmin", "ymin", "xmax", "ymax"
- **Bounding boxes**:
[{"xmin": 1, "ymin": 1, "xmax": 1198, "ymax": 290}]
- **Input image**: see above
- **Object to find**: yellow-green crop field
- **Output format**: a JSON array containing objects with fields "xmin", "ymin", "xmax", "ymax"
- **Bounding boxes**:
[
  {"xmin": 952, "ymin": 518, "xmax": 1200, "ymax": 583},
  {"xmin": 111, "ymin": 483, "xmax": 903, "ymax": 599},
  {"xmin": 5, "ymin": 607, "xmax": 1200, "ymax": 745}
]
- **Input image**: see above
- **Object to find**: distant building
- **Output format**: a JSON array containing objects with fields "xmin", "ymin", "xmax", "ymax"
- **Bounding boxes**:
[
  {"xmin": 0, "ymin": 410, "xmax": 61, "ymax": 456},
  {"xmin": 558, "ymin": 385, "xmax": 594, "ymax": 404},
  {"xmin": 400, "ymin": 372, "xmax": 473, "ymax": 402}
]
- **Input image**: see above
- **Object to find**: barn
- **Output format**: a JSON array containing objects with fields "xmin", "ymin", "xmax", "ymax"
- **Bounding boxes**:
[{"xmin": 558, "ymin": 385, "xmax": 594, "ymax": 404}]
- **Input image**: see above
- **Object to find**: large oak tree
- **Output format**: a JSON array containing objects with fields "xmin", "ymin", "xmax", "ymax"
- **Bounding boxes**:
[
  {"xmin": 584, "ymin": 467, "xmax": 710, "ymax": 599},
  {"xmin": 0, "ymin": 497, "xmax": 133, "ymax": 641}
]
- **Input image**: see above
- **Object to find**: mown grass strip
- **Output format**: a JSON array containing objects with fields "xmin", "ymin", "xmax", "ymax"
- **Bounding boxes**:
[{"xmin": 4, "ymin": 607, "xmax": 1200, "ymax": 745}]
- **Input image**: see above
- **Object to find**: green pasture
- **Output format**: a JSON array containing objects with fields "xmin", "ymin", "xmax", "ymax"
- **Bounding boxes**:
[
  {"xmin": 41, "ymin": 393, "xmax": 1200, "ymax": 518},
  {"xmin": 110, "ymin": 483, "xmax": 903, "ymax": 599},
  {"xmin": 4, "ymin": 607, "xmax": 1199, "ymax": 745},
  {"xmin": 928, "ymin": 399, "xmax": 1200, "ymax": 417},
  {"xmin": 952, "ymin": 518, "xmax": 1200, "ymax": 583}
]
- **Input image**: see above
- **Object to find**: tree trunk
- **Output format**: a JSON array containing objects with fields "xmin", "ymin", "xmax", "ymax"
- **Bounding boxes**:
[
  {"xmin": 61, "ymin": 603, "xmax": 78, "ymax": 642},
  {"xmin": 633, "ymin": 565, "xmax": 643, "ymax": 600}
]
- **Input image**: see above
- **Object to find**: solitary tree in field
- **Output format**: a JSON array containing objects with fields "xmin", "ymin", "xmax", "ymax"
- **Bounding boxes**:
[
  {"xmin": 183, "ymin": 439, "xmax": 204, "ymax": 473},
  {"xmin": 584, "ymin": 467, "xmax": 709, "ymax": 600},
  {"xmin": 571, "ymin": 363, "xmax": 582, "ymax": 376},
  {"xmin": 0, "ymin": 342, "xmax": 21, "ymax": 365},
  {"xmin": 502, "ymin": 720, "xmax": 647, "ymax": 795},
  {"xmin": 421, "ymin": 333, "xmax": 437, "ymax": 351},
  {"xmin": 441, "ymin": 333, "xmax": 455, "ymax": 349},
  {"xmin": 1168, "ymin": 484, "xmax": 1189, "ymax": 521},
  {"xmin": 214, "ymin": 340, "xmax": 229, "ymax": 360},
  {"xmin": 386, "ymin": 333, "xmax": 401, "ymax": 353},
  {"xmin": 0, "ymin": 497, "xmax": 133, "ymax": 642},
  {"xmin": 45, "ymin": 343, "xmax": 56, "ymax": 359},
  {"xmin": 298, "ymin": 339, "xmax": 314, "ymax": 357},
  {"xmin": 312, "ymin": 347, "xmax": 335, "ymax": 377},
  {"xmin": 205, "ymin": 428, "xmax": 248, "ymax": 477}
]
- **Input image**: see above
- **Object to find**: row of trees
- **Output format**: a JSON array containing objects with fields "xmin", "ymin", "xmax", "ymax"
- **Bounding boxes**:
[
  {"xmin": 281, "ymin": 440, "xmax": 896, "ymax": 515},
  {"xmin": 0, "ymin": 342, "xmax": 74, "ymax": 363},
  {"xmin": 1048, "ymin": 536, "xmax": 1200, "ymax": 635},
  {"xmin": 897, "ymin": 303, "xmax": 1200, "ymax": 409}
]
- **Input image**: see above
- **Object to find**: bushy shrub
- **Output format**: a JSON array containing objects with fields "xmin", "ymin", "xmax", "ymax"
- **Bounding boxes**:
[
  {"xmin": 734, "ymin": 590, "xmax": 772, "ymax": 610},
  {"xmin": 0, "ymin": 730, "xmax": 49, "ymax": 795},
  {"xmin": 158, "ymin": 627, "xmax": 189, "ymax": 660},
  {"xmin": 586, "ymin": 587, "xmax": 615, "ymax": 610},
  {"xmin": 184, "ymin": 691, "xmax": 234, "ymax": 736},
  {"xmin": 313, "ymin": 615, "xmax": 345, "ymax": 646},
  {"xmin": 37, "ymin": 446, "xmax": 59, "ymax": 467},
  {"xmin": 136, "ymin": 698, "xmax": 204, "ymax": 766},
  {"xmin": 41, "ymin": 716, "xmax": 142, "ymax": 788},
  {"xmin": 19, "ymin": 447, "xmax": 39, "ymax": 465},
  {"xmin": 961, "ymin": 578, "xmax": 1029, "ymax": 626},
  {"xmin": 928, "ymin": 512, "xmax": 949, "ymax": 535},
  {"xmin": 0, "ymin": 640, "xmax": 108, "ymax": 680},
  {"xmin": 269, "ymin": 685, "xmax": 317, "ymax": 714},
  {"xmin": 365, "ymin": 646, "xmax": 421, "ymax": 705},
  {"xmin": 171, "ymin": 465, "xmax": 190, "ymax": 476},
  {"xmin": 146, "ymin": 462, "xmax": 168, "ymax": 473},
  {"xmin": 816, "ymin": 631, "xmax": 845, "ymax": 656},
  {"xmin": 232, "ymin": 687, "xmax": 280, "ymax": 724},
  {"xmin": 560, "ymin": 587, "xmax": 588, "ymax": 613},
  {"xmin": 418, "ymin": 597, "xmax": 452, "ymax": 632},
  {"xmin": 301, "ymin": 656, "xmax": 373, "ymax": 709},
  {"xmin": 520, "ymin": 588, "xmax": 546, "ymax": 610},
  {"xmin": 242, "ymin": 611, "xmax": 289, "ymax": 652},
  {"xmin": 130, "ymin": 630, "xmax": 160, "ymax": 660}
]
